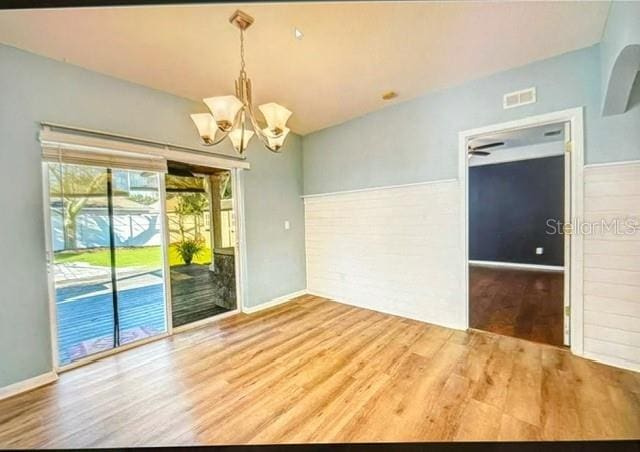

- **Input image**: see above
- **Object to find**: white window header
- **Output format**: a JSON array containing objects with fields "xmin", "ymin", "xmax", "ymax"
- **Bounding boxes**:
[{"xmin": 39, "ymin": 124, "xmax": 250, "ymax": 172}]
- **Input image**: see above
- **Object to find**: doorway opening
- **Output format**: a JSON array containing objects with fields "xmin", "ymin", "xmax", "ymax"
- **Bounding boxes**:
[
  {"xmin": 165, "ymin": 162, "xmax": 238, "ymax": 329},
  {"xmin": 464, "ymin": 119, "xmax": 575, "ymax": 348}
]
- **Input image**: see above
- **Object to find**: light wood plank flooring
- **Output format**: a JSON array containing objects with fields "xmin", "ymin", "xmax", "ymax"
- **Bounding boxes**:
[{"xmin": 0, "ymin": 295, "xmax": 639, "ymax": 447}]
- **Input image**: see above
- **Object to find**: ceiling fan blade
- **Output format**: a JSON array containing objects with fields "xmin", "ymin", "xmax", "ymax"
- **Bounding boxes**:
[
  {"xmin": 468, "ymin": 150, "xmax": 491, "ymax": 156},
  {"xmin": 468, "ymin": 141, "xmax": 505, "ymax": 151}
]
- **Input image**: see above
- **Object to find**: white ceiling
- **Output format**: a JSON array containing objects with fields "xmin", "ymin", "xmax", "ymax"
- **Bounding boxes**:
[{"xmin": 0, "ymin": 2, "xmax": 610, "ymax": 135}]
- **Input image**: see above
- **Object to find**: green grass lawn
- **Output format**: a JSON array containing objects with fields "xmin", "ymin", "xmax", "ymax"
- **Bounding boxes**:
[{"xmin": 55, "ymin": 245, "xmax": 213, "ymax": 268}]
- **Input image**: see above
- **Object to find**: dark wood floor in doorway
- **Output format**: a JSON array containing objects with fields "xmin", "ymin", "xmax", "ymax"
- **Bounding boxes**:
[{"xmin": 469, "ymin": 265, "xmax": 564, "ymax": 347}]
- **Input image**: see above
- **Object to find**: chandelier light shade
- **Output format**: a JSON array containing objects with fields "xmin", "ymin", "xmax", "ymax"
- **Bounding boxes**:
[
  {"xmin": 190, "ymin": 113, "xmax": 217, "ymax": 144},
  {"xmin": 229, "ymin": 127, "xmax": 255, "ymax": 154},
  {"xmin": 203, "ymin": 96, "xmax": 243, "ymax": 132},
  {"xmin": 191, "ymin": 10, "xmax": 293, "ymax": 156},
  {"xmin": 263, "ymin": 126, "xmax": 289, "ymax": 151},
  {"xmin": 259, "ymin": 103, "xmax": 292, "ymax": 136}
]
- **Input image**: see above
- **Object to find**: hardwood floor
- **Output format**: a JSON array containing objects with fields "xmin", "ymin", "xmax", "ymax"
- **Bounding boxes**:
[
  {"xmin": 469, "ymin": 265, "xmax": 564, "ymax": 347},
  {"xmin": 0, "ymin": 295, "xmax": 638, "ymax": 447}
]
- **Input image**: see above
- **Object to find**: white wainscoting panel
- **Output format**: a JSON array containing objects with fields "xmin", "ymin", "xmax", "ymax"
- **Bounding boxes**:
[
  {"xmin": 304, "ymin": 180, "xmax": 464, "ymax": 329},
  {"xmin": 583, "ymin": 162, "xmax": 640, "ymax": 371}
]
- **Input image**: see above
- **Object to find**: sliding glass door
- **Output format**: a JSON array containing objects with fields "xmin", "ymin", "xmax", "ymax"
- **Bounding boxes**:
[
  {"xmin": 46, "ymin": 163, "xmax": 167, "ymax": 366},
  {"xmin": 112, "ymin": 169, "xmax": 167, "ymax": 346},
  {"xmin": 48, "ymin": 163, "xmax": 116, "ymax": 364}
]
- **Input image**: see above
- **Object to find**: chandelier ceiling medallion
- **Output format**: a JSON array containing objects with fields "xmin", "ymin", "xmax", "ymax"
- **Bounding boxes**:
[{"xmin": 190, "ymin": 10, "xmax": 292, "ymax": 156}]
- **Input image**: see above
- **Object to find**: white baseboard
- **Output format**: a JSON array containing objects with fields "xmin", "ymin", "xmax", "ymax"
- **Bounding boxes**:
[
  {"xmin": 469, "ymin": 260, "xmax": 564, "ymax": 272},
  {"xmin": 305, "ymin": 289, "xmax": 336, "ymax": 303},
  {"xmin": 583, "ymin": 351, "xmax": 640, "ymax": 373},
  {"xmin": 0, "ymin": 371, "xmax": 58, "ymax": 401},
  {"xmin": 243, "ymin": 289, "xmax": 308, "ymax": 314},
  {"xmin": 306, "ymin": 290, "xmax": 466, "ymax": 331}
]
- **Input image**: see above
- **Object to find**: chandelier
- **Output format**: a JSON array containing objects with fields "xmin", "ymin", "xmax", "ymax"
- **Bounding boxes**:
[{"xmin": 190, "ymin": 10, "xmax": 293, "ymax": 156}]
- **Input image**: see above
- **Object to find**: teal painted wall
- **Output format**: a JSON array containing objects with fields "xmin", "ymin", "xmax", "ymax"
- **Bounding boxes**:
[
  {"xmin": 0, "ymin": 44, "xmax": 306, "ymax": 388},
  {"xmin": 302, "ymin": 45, "xmax": 640, "ymax": 195},
  {"xmin": 243, "ymin": 133, "xmax": 307, "ymax": 308}
]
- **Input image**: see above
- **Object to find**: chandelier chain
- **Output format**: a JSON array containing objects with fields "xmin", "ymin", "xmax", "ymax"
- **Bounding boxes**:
[{"xmin": 240, "ymin": 29, "xmax": 246, "ymax": 76}]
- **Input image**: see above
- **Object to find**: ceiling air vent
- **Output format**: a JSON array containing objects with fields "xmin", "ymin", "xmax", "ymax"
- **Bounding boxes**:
[{"xmin": 503, "ymin": 87, "xmax": 536, "ymax": 109}]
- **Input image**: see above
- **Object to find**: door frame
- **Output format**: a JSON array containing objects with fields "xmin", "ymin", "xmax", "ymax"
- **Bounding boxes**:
[
  {"xmin": 160, "ymin": 174, "xmax": 174, "ymax": 336},
  {"xmin": 458, "ymin": 107, "xmax": 584, "ymax": 355},
  {"xmin": 41, "ymin": 163, "xmax": 61, "ymax": 371}
]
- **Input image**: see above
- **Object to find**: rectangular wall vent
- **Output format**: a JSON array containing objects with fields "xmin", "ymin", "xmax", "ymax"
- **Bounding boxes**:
[{"xmin": 503, "ymin": 87, "xmax": 537, "ymax": 109}]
